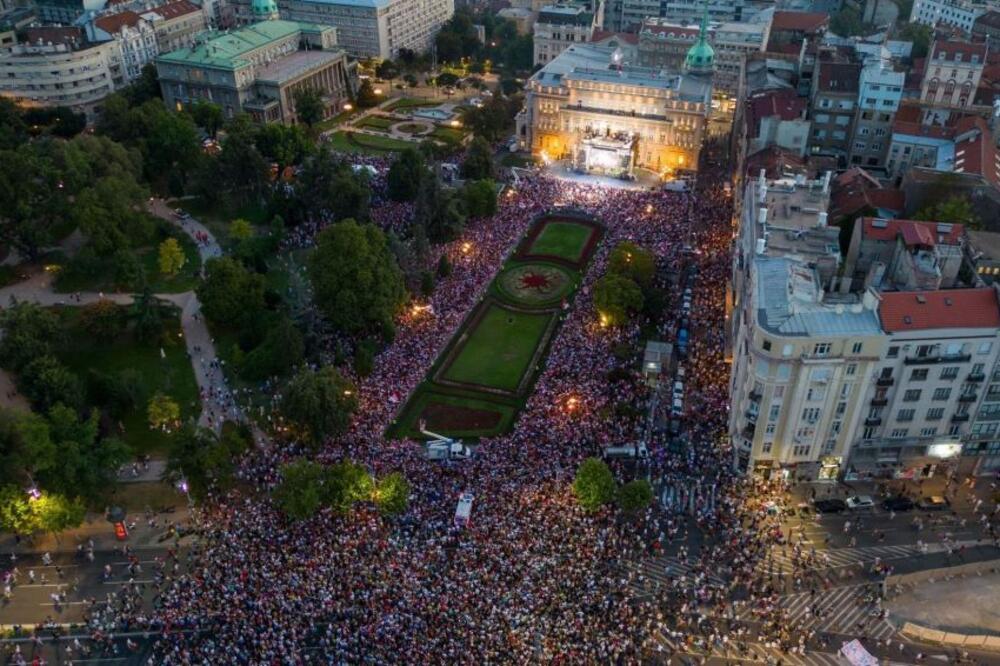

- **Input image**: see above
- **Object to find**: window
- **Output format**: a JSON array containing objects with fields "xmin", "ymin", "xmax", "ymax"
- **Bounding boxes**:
[
  {"xmin": 949, "ymin": 425, "xmax": 961, "ymax": 436},
  {"xmin": 765, "ymin": 423, "xmax": 776, "ymax": 435},
  {"xmin": 911, "ymin": 369, "xmax": 929, "ymax": 381},
  {"xmin": 796, "ymin": 427, "xmax": 815, "ymax": 438},
  {"xmin": 813, "ymin": 343, "xmax": 831, "ymax": 357},
  {"xmin": 807, "ymin": 387, "xmax": 826, "ymax": 401},
  {"xmin": 851, "ymin": 342, "xmax": 863, "ymax": 354},
  {"xmin": 979, "ymin": 342, "xmax": 993, "ymax": 355},
  {"xmin": 762, "ymin": 339, "xmax": 771, "ymax": 351},
  {"xmin": 862, "ymin": 427, "xmax": 877, "ymax": 439},
  {"xmin": 841, "ymin": 384, "xmax": 852, "ymax": 399},
  {"xmin": 891, "ymin": 428, "xmax": 909, "ymax": 438},
  {"xmin": 802, "ymin": 407, "xmax": 821, "ymax": 423},
  {"xmin": 888, "ymin": 346, "xmax": 899, "ymax": 358},
  {"xmin": 768, "ymin": 405, "xmax": 780, "ymax": 421},
  {"xmin": 836, "ymin": 401, "xmax": 847, "ymax": 416},
  {"xmin": 761, "ymin": 441, "xmax": 772, "ymax": 454},
  {"xmin": 903, "ymin": 389, "xmax": 922, "ymax": 402},
  {"xmin": 897, "ymin": 409, "xmax": 915, "ymax": 422},
  {"xmin": 792, "ymin": 444, "xmax": 812, "ymax": 457},
  {"xmin": 920, "ymin": 427, "xmax": 938, "ymax": 437},
  {"xmin": 846, "ymin": 363, "xmax": 857, "ymax": 376},
  {"xmin": 854, "ymin": 141, "xmax": 868, "ymax": 151},
  {"xmin": 933, "ymin": 388, "xmax": 952, "ymax": 401},
  {"xmin": 941, "ymin": 367, "xmax": 960, "ymax": 380},
  {"xmin": 774, "ymin": 386, "xmax": 785, "ymax": 399},
  {"xmin": 782, "ymin": 344, "xmax": 793, "ymax": 357},
  {"xmin": 973, "ymin": 363, "xmax": 985, "ymax": 375},
  {"xmin": 927, "ymin": 407, "xmax": 945, "ymax": 420},
  {"xmin": 830, "ymin": 421, "xmax": 842, "ymax": 435},
  {"xmin": 944, "ymin": 343, "xmax": 962, "ymax": 357}
]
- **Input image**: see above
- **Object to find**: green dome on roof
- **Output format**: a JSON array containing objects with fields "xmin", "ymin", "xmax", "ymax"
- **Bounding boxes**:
[
  {"xmin": 684, "ymin": 1, "xmax": 715, "ymax": 75},
  {"xmin": 252, "ymin": 0, "xmax": 279, "ymax": 19}
]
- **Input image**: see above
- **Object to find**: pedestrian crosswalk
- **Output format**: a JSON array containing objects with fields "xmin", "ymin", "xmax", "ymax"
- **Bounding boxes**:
[
  {"xmin": 631, "ymin": 554, "xmax": 729, "ymax": 598},
  {"xmin": 647, "ymin": 627, "xmax": 853, "ymax": 665},
  {"xmin": 762, "ymin": 543, "xmax": 937, "ymax": 575},
  {"xmin": 660, "ymin": 480, "xmax": 718, "ymax": 516},
  {"xmin": 761, "ymin": 585, "xmax": 898, "ymax": 641}
]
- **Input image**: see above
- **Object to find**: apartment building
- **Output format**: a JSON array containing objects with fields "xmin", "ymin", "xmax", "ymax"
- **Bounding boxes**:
[
  {"xmin": 850, "ymin": 288, "xmax": 1000, "ymax": 479},
  {"xmin": 887, "ymin": 107, "xmax": 958, "ymax": 182},
  {"xmin": 637, "ymin": 19, "xmax": 699, "ymax": 70},
  {"xmin": 965, "ymin": 344, "xmax": 1000, "ymax": 474},
  {"xmin": 230, "ymin": 0, "xmax": 455, "ymax": 58},
  {"xmin": 730, "ymin": 172, "xmax": 887, "ymax": 481},
  {"xmin": 972, "ymin": 10, "xmax": 1000, "ymax": 49},
  {"xmin": 605, "ymin": 0, "xmax": 757, "ymax": 31},
  {"xmin": 533, "ymin": 2, "xmax": 602, "ymax": 66},
  {"xmin": 146, "ymin": 0, "xmax": 208, "ymax": 52},
  {"xmin": 0, "ymin": 27, "xmax": 122, "ymax": 116},
  {"xmin": 849, "ymin": 54, "xmax": 903, "ymax": 170},
  {"xmin": 809, "ymin": 53, "xmax": 861, "ymax": 162},
  {"xmin": 86, "ymin": 10, "xmax": 159, "ymax": 82},
  {"xmin": 910, "ymin": 0, "xmax": 992, "ymax": 33},
  {"xmin": 920, "ymin": 40, "xmax": 986, "ymax": 110}
]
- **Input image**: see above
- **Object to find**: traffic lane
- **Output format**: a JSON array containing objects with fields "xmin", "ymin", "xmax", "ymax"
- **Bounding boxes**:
[
  {"xmin": 0, "ymin": 550, "xmax": 173, "ymax": 626},
  {"xmin": 782, "ymin": 507, "xmax": 995, "ymax": 548}
]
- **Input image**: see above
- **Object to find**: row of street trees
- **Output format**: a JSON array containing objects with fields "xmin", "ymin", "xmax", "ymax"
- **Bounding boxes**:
[
  {"xmin": 573, "ymin": 458, "xmax": 653, "ymax": 512},
  {"xmin": 272, "ymin": 459, "xmax": 410, "ymax": 520}
]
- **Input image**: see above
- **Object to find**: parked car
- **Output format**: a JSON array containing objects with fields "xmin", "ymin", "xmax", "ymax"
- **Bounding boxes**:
[
  {"xmin": 882, "ymin": 496, "xmax": 915, "ymax": 512},
  {"xmin": 813, "ymin": 499, "xmax": 847, "ymax": 514},
  {"xmin": 845, "ymin": 495, "xmax": 875, "ymax": 511},
  {"xmin": 918, "ymin": 495, "xmax": 950, "ymax": 511}
]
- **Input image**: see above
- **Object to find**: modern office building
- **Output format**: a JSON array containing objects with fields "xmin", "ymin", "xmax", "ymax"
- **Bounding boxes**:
[
  {"xmin": 516, "ymin": 42, "xmax": 712, "ymax": 175},
  {"xmin": 229, "ymin": 0, "xmax": 455, "ymax": 58},
  {"xmin": 156, "ymin": 9, "xmax": 354, "ymax": 124}
]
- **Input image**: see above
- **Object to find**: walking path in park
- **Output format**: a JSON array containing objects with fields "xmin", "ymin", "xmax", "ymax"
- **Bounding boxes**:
[{"xmin": 0, "ymin": 201, "xmax": 239, "ymax": 434}]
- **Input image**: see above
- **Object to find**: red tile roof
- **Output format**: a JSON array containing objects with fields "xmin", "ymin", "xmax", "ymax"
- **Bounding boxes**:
[
  {"xmin": 829, "ymin": 170, "xmax": 906, "ymax": 220},
  {"xmin": 879, "ymin": 288, "xmax": 1000, "ymax": 332},
  {"xmin": 591, "ymin": 30, "xmax": 639, "ymax": 45},
  {"xmin": 149, "ymin": 0, "xmax": 201, "ymax": 19},
  {"xmin": 95, "ymin": 10, "xmax": 143, "ymax": 33},
  {"xmin": 640, "ymin": 22, "xmax": 699, "ymax": 39},
  {"xmin": 22, "ymin": 26, "xmax": 83, "ymax": 47},
  {"xmin": 744, "ymin": 89, "xmax": 806, "ymax": 138},
  {"xmin": 860, "ymin": 217, "xmax": 965, "ymax": 245},
  {"xmin": 817, "ymin": 62, "xmax": 861, "ymax": 93},
  {"xmin": 771, "ymin": 11, "xmax": 829, "ymax": 33},
  {"xmin": 929, "ymin": 40, "xmax": 987, "ymax": 63},
  {"xmin": 954, "ymin": 116, "xmax": 1000, "ymax": 188}
]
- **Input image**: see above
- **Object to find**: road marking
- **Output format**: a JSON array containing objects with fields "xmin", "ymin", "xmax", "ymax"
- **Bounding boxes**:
[{"xmin": 102, "ymin": 579, "xmax": 154, "ymax": 585}]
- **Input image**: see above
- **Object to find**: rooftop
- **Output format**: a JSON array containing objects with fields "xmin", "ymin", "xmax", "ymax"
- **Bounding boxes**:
[
  {"xmin": 94, "ymin": 10, "xmax": 143, "ymax": 33},
  {"xmin": 755, "ymin": 257, "xmax": 881, "ymax": 337},
  {"xmin": 953, "ymin": 116, "xmax": 1000, "ymax": 188},
  {"xmin": 817, "ymin": 61, "xmax": 862, "ymax": 93},
  {"xmin": 879, "ymin": 287, "xmax": 1000, "ymax": 332},
  {"xmin": 860, "ymin": 217, "xmax": 965, "ymax": 246},
  {"xmin": 744, "ymin": 88, "xmax": 807, "ymax": 138},
  {"xmin": 148, "ymin": 0, "xmax": 201, "ymax": 20},
  {"xmin": 255, "ymin": 48, "xmax": 343, "ymax": 84},
  {"xmin": 156, "ymin": 20, "xmax": 325, "ymax": 70},
  {"xmin": 770, "ymin": 11, "xmax": 829, "ymax": 33},
  {"xmin": 538, "ymin": 4, "xmax": 593, "ymax": 25},
  {"xmin": 930, "ymin": 39, "xmax": 987, "ymax": 63}
]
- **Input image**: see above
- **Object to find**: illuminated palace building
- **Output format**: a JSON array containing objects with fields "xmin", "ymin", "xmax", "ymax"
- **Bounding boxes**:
[{"xmin": 516, "ymin": 17, "xmax": 713, "ymax": 177}]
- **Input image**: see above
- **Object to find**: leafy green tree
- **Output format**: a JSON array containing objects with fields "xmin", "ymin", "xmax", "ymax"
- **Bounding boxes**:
[
  {"xmin": 898, "ymin": 23, "xmax": 932, "ymax": 58},
  {"xmin": 158, "ymin": 237, "xmax": 186, "ymax": 277},
  {"xmin": 375, "ymin": 59, "xmax": 399, "ymax": 81},
  {"xmin": 461, "ymin": 96, "xmax": 518, "ymax": 142},
  {"xmin": 387, "ymin": 148, "xmax": 428, "ymax": 202},
  {"xmin": 295, "ymin": 148, "xmax": 371, "ymax": 223},
  {"xmin": 41, "ymin": 405, "xmax": 130, "ymax": 502},
  {"xmin": 0, "ymin": 408, "xmax": 56, "ymax": 487},
  {"xmin": 216, "ymin": 114, "xmax": 269, "ymax": 205},
  {"xmin": 255, "ymin": 123, "xmax": 312, "ymax": 171},
  {"xmin": 229, "ymin": 218, "xmax": 253, "ymax": 242},
  {"xmin": 374, "ymin": 471, "xmax": 410, "ymax": 515},
  {"xmin": 609, "ymin": 242, "xmax": 656, "ymax": 288},
  {"xmin": 79, "ymin": 299, "xmax": 125, "ymax": 342},
  {"xmin": 354, "ymin": 338, "xmax": 377, "ymax": 377},
  {"xmin": 462, "ymin": 179, "xmax": 497, "ymax": 218},
  {"xmin": 593, "ymin": 274, "xmax": 644, "ymax": 326},
  {"xmin": 73, "ymin": 175, "xmax": 150, "ymax": 256},
  {"xmin": 241, "ymin": 317, "xmax": 305, "ymax": 380},
  {"xmin": 573, "ymin": 457, "xmax": 616, "ymax": 512},
  {"xmin": 616, "ymin": 479, "xmax": 654, "ymax": 511},
  {"xmin": 0, "ymin": 486, "xmax": 85, "ymax": 535},
  {"xmin": 415, "ymin": 173, "xmax": 466, "ymax": 242},
  {"xmin": 166, "ymin": 423, "xmax": 249, "ymax": 500},
  {"xmin": 321, "ymin": 460, "xmax": 373, "ymax": 513},
  {"xmin": 114, "ymin": 249, "xmax": 145, "ymax": 288},
  {"xmin": 0, "ymin": 303, "xmax": 63, "ymax": 373},
  {"xmin": 280, "ymin": 366, "xmax": 358, "ymax": 445},
  {"xmin": 197, "ymin": 257, "xmax": 267, "ymax": 329},
  {"xmin": 435, "ymin": 72, "xmax": 461, "ymax": 87},
  {"xmin": 437, "ymin": 253, "xmax": 452, "ymax": 278},
  {"xmin": 121, "ymin": 64, "xmax": 162, "ymax": 106},
  {"xmin": 293, "ymin": 87, "xmax": 326, "ymax": 128},
  {"xmin": 916, "ymin": 195, "xmax": 980, "ymax": 229},
  {"xmin": 830, "ymin": 7, "xmax": 867, "ymax": 36},
  {"xmin": 19, "ymin": 356, "xmax": 83, "ymax": 412},
  {"xmin": 147, "ymin": 392, "xmax": 180, "ymax": 431},
  {"xmin": 354, "ymin": 79, "xmax": 380, "ymax": 108},
  {"xmin": 308, "ymin": 220, "xmax": 406, "ymax": 334},
  {"xmin": 460, "ymin": 136, "xmax": 495, "ymax": 180},
  {"xmin": 130, "ymin": 286, "xmax": 166, "ymax": 342},
  {"xmin": 272, "ymin": 459, "xmax": 324, "ymax": 520},
  {"xmin": 143, "ymin": 107, "xmax": 201, "ymax": 188},
  {"xmin": 0, "ymin": 143, "xmax": 73, "ymax": 258},
  {"xmin": 189, "ymin": 99, "xmax": 225, "ymax": 138},
  {"xmin": 0, "ymin": 98, "xmax": 27, "ymax": 149}
]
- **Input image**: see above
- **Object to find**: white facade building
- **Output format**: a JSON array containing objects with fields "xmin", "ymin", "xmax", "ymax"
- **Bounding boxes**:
[
  {"xmin": 533, "ymin": 3, "xmax": 602, "ymax": 66},
  {"xmin": 910, "ymin": 0, "xmax": 993, "ymax": 33},
  {"xmin": 87, "ymin": 10, "xmax": 159, "ymax": 82}
]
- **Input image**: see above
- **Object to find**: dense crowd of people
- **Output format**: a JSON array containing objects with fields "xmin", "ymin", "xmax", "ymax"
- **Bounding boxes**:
[{"xmin": 18, "ymin": 142, "xmax": 994, "ymax": 665}]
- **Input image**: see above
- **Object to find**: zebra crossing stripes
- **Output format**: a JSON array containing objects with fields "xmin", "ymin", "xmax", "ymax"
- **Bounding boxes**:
[
  {"xmin": 660, "ymin": 481, "xmax": 717, "ymax": 515},
  {"xmin": 646, "ymin": 628, "xmax": 848, "ymax": 665},
  {"xmin": 766, "ymin": 543, "xmax": 926, "ymax": 573},
  {"xmin": 631, "ymin": 555, "xmax": 728, "ymax": 597},
  {"xmin": 777, "ymin": 586, "xmax": 898, "ymax": 641}
]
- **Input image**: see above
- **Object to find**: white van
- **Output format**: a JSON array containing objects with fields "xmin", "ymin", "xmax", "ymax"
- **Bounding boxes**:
[
  {"xmin": 426, "ymin": 441, "xmax": 472, "ymax": 461},
  {"xmin": 671, "ymin": 397, "xmax": 684, "ymax": 416},
  {"xmin": 603, "ymin": 443, "xmax": 649, "ymax": 459}
]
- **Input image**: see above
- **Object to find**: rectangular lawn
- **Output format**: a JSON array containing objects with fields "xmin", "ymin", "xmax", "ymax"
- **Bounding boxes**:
[
  {"xmin": 527, "ymin": 222, "xmax": 595, "ymax": 263},
  {"xmin": 441, "ymin": 304, "xmax": 553, "ymax": 393}
]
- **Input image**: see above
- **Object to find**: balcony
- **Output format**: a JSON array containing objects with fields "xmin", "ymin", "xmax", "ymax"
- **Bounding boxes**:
[
  {"xmin": 742, "ymin": 423, "xmax": 756, "ymax": 439},
  {"xmin": 876, "ymin": 377, "xmax": 895, "ymax": 387},
  {"xmin": 967, "ymin": 372, "xmax": 986, "ymax": 382},
  {"xmin": 870, "ymin": 397, "xmax": 888, "ymax": 407},
  {"xmin": 951, "ymin": 413, "xmax": 970, "ymax": 422},
  {"xmin": 865, "ymin": 417, "xmax": 882, "ymax": 426},
  {"xmin": 903, "ymin": 354, "xmax": 971, "ymax": 365},
  {"xmin": 958, "ymin": 393, "xmax": 978, "ymax": 403},
  {"xmin": 744, "ymin": 411, "xmax": 758, "ymax": 423},
  {"xmin": 749, "ymin": 390, "xmax": 762, "ymax": 402}
]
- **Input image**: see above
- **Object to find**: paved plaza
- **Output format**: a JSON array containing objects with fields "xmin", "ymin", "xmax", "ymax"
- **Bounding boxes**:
[{"xmin": 888, "ymin": 568, "xmax": 1000, "ymax": 636}]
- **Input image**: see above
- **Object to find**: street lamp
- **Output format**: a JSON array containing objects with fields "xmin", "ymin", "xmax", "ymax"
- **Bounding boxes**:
[{"xmin": 343, "ymin": 102, "xmax": 353, "ymax": 111}]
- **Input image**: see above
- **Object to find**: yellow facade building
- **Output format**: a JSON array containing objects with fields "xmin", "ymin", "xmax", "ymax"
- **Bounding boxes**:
[{"xmin": 516, "ymin": 42, "xmax": 713, "ymax": 177}]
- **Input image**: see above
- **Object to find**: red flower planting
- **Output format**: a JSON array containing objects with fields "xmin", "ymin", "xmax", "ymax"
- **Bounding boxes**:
[{"xmin": 519, "ymin": 272, "xmax": 552, "ymax": 292}]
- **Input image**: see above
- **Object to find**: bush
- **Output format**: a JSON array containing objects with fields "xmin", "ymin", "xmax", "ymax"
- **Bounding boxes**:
[
  {"xmin": 437, "ymin": 253, "xmax": 452, "ymax": 278},
  {"xmin": 420, "ymin": 271, "xmax": 435, "ymax": 297},
  {"xmin": 354, "ymin": 338, "xmax": 377, "ymax": 378},
  {"xmin": 616, "ymin": 479, "xmax": 654, "ymax": 511}
]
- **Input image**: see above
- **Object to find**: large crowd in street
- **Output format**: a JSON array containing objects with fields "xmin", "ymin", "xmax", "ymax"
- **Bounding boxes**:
[{"xmin": 11, "ymin": 143, "xmax": 996, "ymax": 666}]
